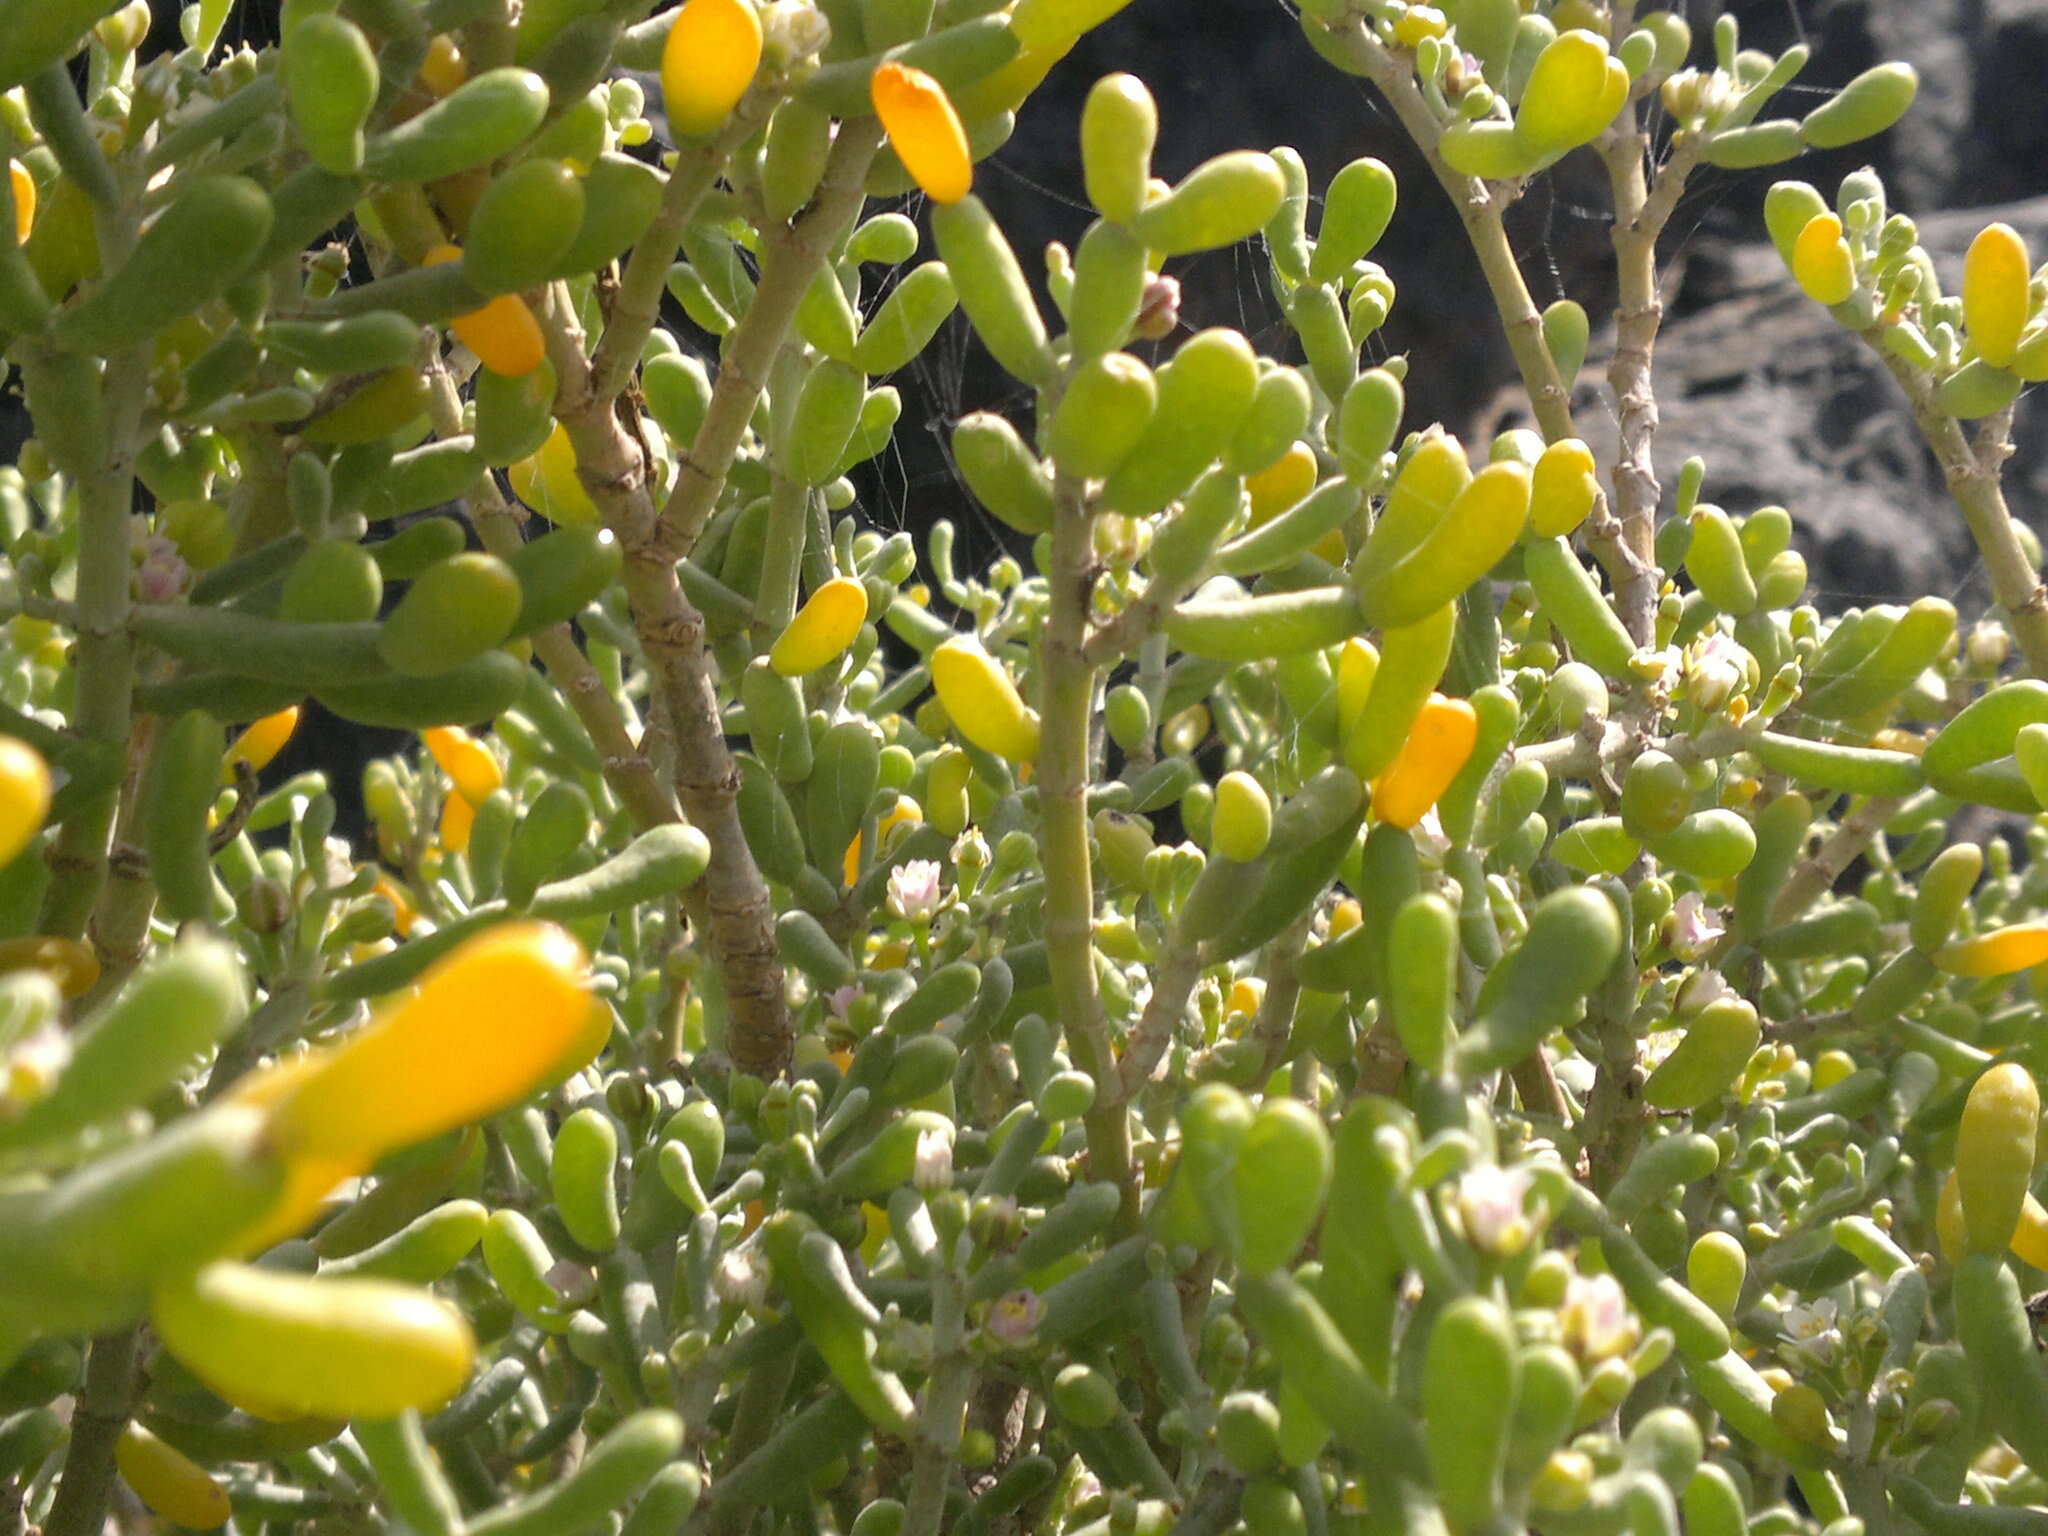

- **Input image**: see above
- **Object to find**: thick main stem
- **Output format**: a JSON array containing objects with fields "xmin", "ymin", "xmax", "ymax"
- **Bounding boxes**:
[
  {"xmin": 34, "ymin": 349, "xmax": 149, "ymax": 942},
  {"xmin": 1597, "ymin": 126, "xmax": 1697, "ymax": 645},
  {"xmin": 1577, "ymin": 971, "xmax": 1648, "ymax": 1193},
  {"xmin": 429, "ymin": 366, "xmax": 680, "ymax": 835},
  {"xmin": 1042, "ymin": 477, "xmax": 1134, "ymax": 1218},
  {"xmin": 656, "ymin": 122, "xmax": 886, "ymax": 559},
  {"xmin": 548, "ymin": 123, "xmax": 882, "ymax": 1079},
  {"xmin": 548, "ymin": 345, "xmax": 792, "ymax": 1077},
  {"xmin": 588, "ymin": 95, "xmax": 772, "ymax": 403}
]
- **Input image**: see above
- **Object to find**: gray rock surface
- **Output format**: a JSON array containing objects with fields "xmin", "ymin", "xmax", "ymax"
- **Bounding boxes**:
[{"xmin": 1526, "ymin": 198, "xmax": 2048, "ymax": 615}]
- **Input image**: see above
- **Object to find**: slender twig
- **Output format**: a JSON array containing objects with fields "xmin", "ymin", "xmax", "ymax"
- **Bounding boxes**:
[
  {"xmin": 1118, "ymin": 925, "xmax": 1205, "ymax": 1097},
  {"xmin": 1516, "ymin": 718, "xmax": 1636, "ymax": 779},
  {"xmin": 902, "ymin": 1267, "xmax": 974, "ymax": 1536},
  {"xmin": 1303, "ymin": 15, "xmax": 1686, "ymax": 633},
  {"xmin": 1869, "ymin": 348, "xmax": 2048, "ymax": 677},
  {"xmin": 78, "ymin": 709, "xmax": 163, "ymax": 1005},
  {"xmin": 1251, "ymin": 909, "xmax": 1315, "ymax": 1081},
  {"xmin": 41, "ymin": 1325, "xmax": 140, "ymax": 1536},
  {"xmin": 1770, "ymin": 795, "xmax": 1904, "ymax": 927},
  {"xmin": 1765, "ymin": 1009, "xmax": 1855, "ymax": 1047},
  {"xmin": 536, "ymin": 627, "xmax": 682, "ymax": 831},
  {"xmin": 1308, "ymin": 19, "xmax": 1577, "ymax": 440},
  {"xmin": 1512, "ymin": 1050, "xmax": 1571, "ymax": 1123}
]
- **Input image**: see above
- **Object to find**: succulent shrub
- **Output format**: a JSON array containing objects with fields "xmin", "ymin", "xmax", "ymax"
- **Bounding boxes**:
[{"xmin": 0, "ymin": 2, "xmax": 2044, "ymax": 1535}]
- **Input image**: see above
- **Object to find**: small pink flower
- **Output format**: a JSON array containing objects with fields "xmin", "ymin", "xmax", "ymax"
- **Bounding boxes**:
[
  {"xmin": 827, "ymin": 984, "xmax": 860, "ymax": 1021},
  {"xmin": 1457, "ymin": 1163, "xmax": 1540, "ymax": 1257},
  {"xmin": 1676, "ymin": 966, "xmax": 1731, "ymax": 1014},
  {"xmin": 1134, "ymin": 274, "xmax": 1182, "ymax": 341},
  {"xmin": 136, "ymin": 535, "xmax": 189, "ymax": 602},
  {"xmin": 983, "ymin": 1288, "xmax": 1040, "ymax": 1345},
  {"xmin": 887, "ymin": 859, "xmax": 944, "ymax": 923},
  {"xmin": 713, "ymin": 1251, "xmax": 766, "ymax": 1310},
  {"xmin": 544, "ymin": 1261, "xmax": 597, "ymax": 1310},
  {"xmin": 1560, "ymin": 1272, "xmax": 1639, "ymax": 1362},
  {"xmin": 1670, "ymin": 892, "xmax": 1725, "ymax": 962}
]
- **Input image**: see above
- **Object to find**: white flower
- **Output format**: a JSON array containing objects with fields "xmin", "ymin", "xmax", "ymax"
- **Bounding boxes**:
[
  {"xmin": 322, "ymin": 837, "xmax": 356, "ymax": 892},
  {"xmin": 713, "ymin": 1251, "xmax": 767, "ymax": 1310},
  {"xmin": 912, "ymin": 1126, "xmax": 953, "ymax": 1191},
  {"xmin": 4, "ymin": 1023, "xmax": 70, "ymax": 1106},
  {"xmin": 887, "ymin": 859, "xmax": 944, "ymax": 923},
  {"xmin": 1780, "ymin": 1297, "xmax": 1841, "ymax": 1366},
  {"xmin": 1639, "ymin": 1027, "xmax": 1685, "ymax": 1074},
  {"xmin": 1635, "ymin": 645, "xmax": 1684, "ymax": 685},
  {"xmin": 1670, "ymin": 893, "xmax": 1726, "ymax": 962},
  {"xmin": 1560, "ymin": 1273, "xmax": 1639, "ymax": 1362},
  {"xmin": 1457, "ymin": 1164, "xmax": 1540, "ymax": 1258},
  {"xmin": 1411, "ymin": 806, "xmax": 1451, "ymax": 862},
  {"xmin": 1686, "ymin": 631, "xmax": 1747, "ymax": 713},
  {"xmin": 760, "ymin": 0, "xmax": 831, "ymax": 67},
  {"xmin": 983, "ymin": 1288, "xmax": 1040, "ymax": 1345},
  {"xmin": 827, "ymin": 984, "xmax": 860, "ymax": 1021},
  {"xmin": 1675, "ymin": 966, "xmax": 1731, "ymax": 1014}
]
